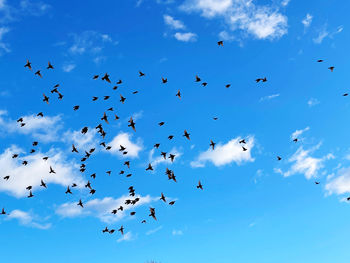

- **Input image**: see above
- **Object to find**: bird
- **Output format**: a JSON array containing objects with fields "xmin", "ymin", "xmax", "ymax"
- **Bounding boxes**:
[
  {"xmin": 124, "ymin": 161, "xmax": 130, "ymax": 168},
  {"xmin": 1, "ymin": 208, "xmax": 6, "ymax": 215},
  {"xmin": 317, "ymin": 59, "xmax": 324, "ymax": 62},
  {"xmin": 242, "ymin": 146, "xmax": 247, "ymax": 151},
  {"xmin": 169, "ymin": 201, "xmax": 176, "ymax": 206},
  {"xmin": 26, "ymin": 186, "xmax": 32, "ymax": 191},
  {"xmin": 47, "ymin": 61, "xmax": 54, "ymax": 69},
  {"xmin": 154, "ymin": 143, "xmax": 160, "ymax": 149},
  {"xmin": 343, "ymin": 93, "xmax": 348, "ymax": 96},
  {"xmin": 128, "ymin": 117, "xmax": 136, "ymax": 132},
  {"xmin": 117, "ymin": 80, "xmax": 122, "ymax": 84},
  {"xmin": 40, "ymin": 180, "xmax": 47, "ymax": 188},
  {"xmin": 119, "ymin": 145, "xmax": 126, "ymax": 152},
  {"xmin": 72, "ymin": 144, "xmax": 79, "ymax": 153},
  {"xmin": 37, "ymin": 112, "xmax": 44, "ymax": 117},
  {"xmin": 65, "ymin": 186, "xmax": 72, "ymax": 194},
  {"xmin": 176, "ymin": 90, "xmax": 181, "ymax": 99},
  {"xmin": 118, "ymin": 225, "xmax": 124, "ymax": 235},
  {"xmin": 43, "ymin": 94, "xmax": 49, "ymax": 104},
  {"xmin": 328, "ymin": 66, "xmax": 335, "ymax": 72},
  {"xmin": 101, "ymin": 112, "xmax": 109, "ymax": 124},
  {"xmin": 102, "ymin": 227, "xmax": 109, "ymax": 233},
  {"xmin": 73, "ymin": 105, "xmax": 80, "ymax": 111},
  {"xmin": 169, "ymin": 154, "xmax": 176, "ymax": 162},
  {"xmin": 149, "ymin": 207, "xmax": 157, "ymax": 220},
  {"xmin": 197, "ymin": 181, "xmax": 203, "ymax": 190},
  {"xmin": 102, "ymin": 73, "xmax": 111, "ymax": 83},
  {"xmin": 92, "ymin": 96, "xmax": 98, "ymax": 101},
  {"xmin": 158, "ymin": 122, "xmax": 165, "ymax": 126},
  {"xmin": 168, "ymin": 135, "xmax": 174, "ymax": 140},
  {"xmin": 195, "ymin": 75, "xmax": 201, "ymax": 82},
  {"xmin": 183, "ymin": 130, "xmax": 190, "ymax": 140},
  {"xmin": 146, "ymin": 163, "xmax": 153, "ymax": 171},
  {"xmin": 104, "ymin": 96, "xmax": 110, "ymax": 100},
  {"xmin": 225, "ymin": 84, "xmax": 231, "ymax": 88},
  {"xmin": 141, "ymin": 220, "xmax": 146, "ymax": 224},
  {"xmin": 81, "ymin": 127, "xmax": 88, "ymax": 134},
  {"xmin": 93, "ymin": 75, "xmax": 99, "ymax": 79},
  {"xmin": 32, "ymin": 141, "xmax": 38, "ymax": 146},
  {"xmin": 120, "ymin": 95, "xmax": 126, "ymax": 103},
  {"xmin": 35, "ymin": 70, "xmax": 42, "ymax": 77},
  {"xmin": 28, "ymin": 191, "xmax": 34, "ymax": 198},
  {"xmin": 217, "ymin": 40, "xmax": 223, "ymax": 46},
  {"xmin": 162, "ymin": 77, "xmax": 167, "ymax": 83},
  {"xmin": 49, "ymin": 166, "xmax": 56, "ymax": 174},
  {"xmin": 24, "ymin": 60, "xmax": 32, "ymax": 70},
  {"xmin": 22, "ymin": 161, "xmax": 28, "ymax": 166},
  {"xmin": 315, "ymin": 182, "xmax": 320, "ymax": 185},
  {"xmin": 210, "ymin": 140, "xmax": 216, "ymax": 150},
  {"xmin": 277, "ymin": 156, "xmax": 282, "ymax": 161},
  {"xmin": 239, "ymin": 139, "xmax": 246, "ymax": 144},
  {"xmin": 139, "ymin": 71, "xmax": 145, "ymax": 77},
  {"xmin": 77, "ymin": 199, "xmax": 83, "ymax": 208},
  {"xmin": 293, "ymin": 138, "xmax": 298, "ymax": 143},
  {"xmin": 12, "ymin": 154, "xmax": 19, "ymax": 158},
  {"xmin": 160, "ymin": 193, "xmax": 166, "ymax": 203},
  {"xmin": 202, "ymin": 82, "xmax": 208, "ymax": 87},
  {"xmin": 161, "ymin": 152, "xmax": 167, "ymax": 159}
]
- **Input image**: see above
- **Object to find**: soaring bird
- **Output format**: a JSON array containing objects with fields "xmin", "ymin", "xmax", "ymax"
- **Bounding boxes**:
[
  {"xmin": 65, "ymin": 186, "xmax": 72, "ymax": 194},
  {"xmin": 183, "ymin": 130, "xmax": 190, "ymax": 140},
  {"xmin": 128, "ymin": 117, "xmax": 136, "ymax": 132},
  {"xmin": 139, "ymin": 71, "xmax": 145, "ymax": 77},
  {"xmin": 40, "ymin": 180, "xmax": 47, "ymax": 188},
  {"xmin": 146, "ymin": 163, "xmax": 153, "ymax": 171},
  {"xmin": 102, "ymin": 227, "xmax": 109, "ymax": 233},
  {"xmin": 210, "ymin": 140, "xmax": 216, "ymax": 150},
  {"xmin": 149, "ymin": 207, "xmax": 157, "ymax": 220},
  {"xmin": 118, "ymin": 226, "xmax": 124, "ymax": 235},
  {"xmin": 35, "ymin": 70, "xmax": 42, "ymax": 78},
  {"xmin": 49, "ymin": 166, "xmax": 56, "ymax": 174},
  {"xmin": 120, "ymin": 95, "xmax": 126, "ymax": 103},
  {"xmin": 93, "ymin": 75, "xmax": 99, "ymax": 79},
  {"xmin": 3, "ymin": 175, "xmax": 10, "ymax": 180},
  {"xmin": 242, "ymin": 146, "xmax": 247, "ymax": 151},
  {"xmin": 72, "ymin": 144, "xmax": 79, "ymax": 153},
  {"xmin": 24, "ymin": 60, "xmax": 32, "ymax": 70},
  {"xmin": 197, "ymin": 181, "xmax": 203, "ymax": 190},
  {"xmin": 169, "ymin": 154, "xmax": 176, "ymax": 162},
  {"xmin": 117, "ymin": 80, "xmax": 122, "ymax": 84},
  {"xmin": 47, "ymin": 61, "xmax": 54, "ymax": 69},
  {"xmin": 217, "ymin": 41, "xmax": 223, "ymax": 46},
  {"xmin": 277, "ymin": 156, "xmax": 282, "ymax": 161},
  {"xmin": 43, "ymin": 94, "xmax": 49, "ymax": 104},
  {"xmin": 73, "ymin": 105, "xmax": 80, "ymax": 111},
  {"xmin": 92, "ymin": 96, "xmax": 98, "ymax": 101},
  {"xmin": 28, "ymin": 191, "xmax": 34, "ymax": 198},
  {"xmin": 160, "ymin": 193, "xmax": 166, "ymax": 203},
  {"xmin": 328, "ymin": 66, "xmax": 335, "ymax": 72},
  {"xmin": 77, "ymin": 199, "xmax": 83, "ymax": 208},
  {"xmin": 195, "ymin": 75, "xmax": 201, "ymax": 82},
  {"xmin": 317, "ymin": 59, "xmax": 324, "ymax": 62},
  {"xmin": 169, "ymin": 201, "xmax": 176, "ymax": 206},
  {"xmin": 101, "ymin": 112, "xmax": 109, "ymax": 124},
  {"xmin": 102, "ymin": 73, "xmax": 111, "ymax": 83},
  {"xmin": 162, "ymin": 77, "xmax": 168, "ymax": 83},
  {"xmin": 154, "ymin": 143, "xmax": 160, "ymax": 149},
  {"xmin": 158, "ymin": 122, "xmax": 165, "ymax": 126},
  {"xmin": 176, "ymin": 90, "xmax": 181, "ymax": 99},
  {"xmin": 225, "ymin": 84, "xmax": 231, "ymax": 88},
  {"xmin": 1, "ymin": 208, "xmax": 6, "ymax": 215}
]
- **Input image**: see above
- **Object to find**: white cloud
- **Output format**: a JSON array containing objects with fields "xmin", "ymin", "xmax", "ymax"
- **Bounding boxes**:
[
  {"xmin": 0, "ymin": 146, "xmax": 84, "ymax": 198},
  {"xmin": 172, "ymin": 229, "xmax": 183, "ymax": 235},
  {"xmin": 108, "ymin": 132, "xmax": 143, "ymax": 158},
  {"xmin": 117, "ymin": 231, "xmax": 134, "ymax": 242},
  {"xmin": 164, "ymin": 14, "xmax": 186, "ymax": 30},
  {"xmin": 260, "ymin": 93, "xmax": 280, "ymax": 101},
  {"xmin": 19, "ymin": 0, "xmax": 51, "ymax": 16},
  {"xmin": 56, "ymin": 195, "xmax": 154, "ymax": 224},
  {"xmin": 0, "ymin": 111, "xmax": 63, "ymax": 142},
  {"xmin": 146, "ymin": 226, "xmax": 163, "ymax": 235},
  {"xmin": 291, "ymin": 126, "xmax": 309, "ymax": 140},
  {"xmin": 325, "ymin": 167, "xmax": 350, "ymax": 196},
  {"xmin": 282, "ymin": 144, "xmax": 334, "ymax": 179},
  {"xmin": 174, "ymin": 32, "xmax": 197, "ymax": 42},
  {"xmin": 302, "ymin": 13, "xmax": 313, "ymax": 28},
  {"xmin": 191, "ymin": 136, "xmax": 255, "ymax": 168},
  {"xmin": 307, "ymin": 98, "xmax": 320, "ymax": 107},
  {"xmin": 5, "ymin": 209, "xmax": 51, "ymax": 229},
  {"xmin": 180, "ymin": 0, "xmax": 288, "ymax": 40},
  {"xmin": 62, "ymin": 63, "xmax": 76, "ymax": 72}
]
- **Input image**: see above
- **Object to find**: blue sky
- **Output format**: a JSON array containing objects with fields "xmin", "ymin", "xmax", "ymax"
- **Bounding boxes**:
[{"xmin": 1, "ymin": 0, "xmax": 350, "ymax": 262}]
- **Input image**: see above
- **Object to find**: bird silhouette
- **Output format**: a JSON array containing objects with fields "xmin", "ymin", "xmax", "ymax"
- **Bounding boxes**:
[
  {"xmin": 210, "ymin": 140, "xmax": 216, "ymax": 150},
  {"xmin": 197, "ymin": 181, "xmax": 203, "ymax": 190},
  {"xmin": 47, "ymin": 62, "xmax": 54, "ymax": 69},
  {"xmin": 183, "ymin": 130, "xmax": 190, "ymax": 140},
  {"xmin": 24, "ymin": 60, "xmax": 32, "ymax": 70}
]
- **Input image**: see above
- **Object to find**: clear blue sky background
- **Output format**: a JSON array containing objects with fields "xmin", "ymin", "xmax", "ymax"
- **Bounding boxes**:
[{"xmin": 1, "ymin": 0, "xmax": 350, "ymax": 262}]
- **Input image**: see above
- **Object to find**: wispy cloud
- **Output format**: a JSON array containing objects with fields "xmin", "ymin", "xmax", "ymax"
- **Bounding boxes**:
[
  {"xmin": 302, "ymin": 13, "xmax": 313, "ymax": 29},
  {"xmin": 174, "ymin": 32, "xmax": 197, "ymax": 42},
  {"xmin": 260, "ymin": 94, "xmax": 280, "ymax": 102},
  {"xmin": 307, "ymin": 98, "xmax": 320, "ymax": 107},
  {"xmin": 164, "ymin": 14, "xmax": 186, "ymax": 30},
  {"xmin": 5, "ymin": 209, "xmax": 51, "ymax": 229}
]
